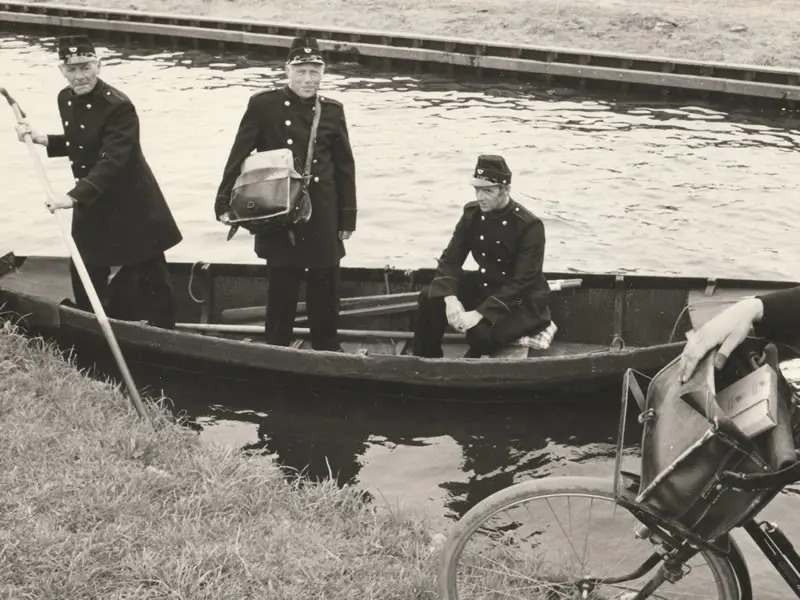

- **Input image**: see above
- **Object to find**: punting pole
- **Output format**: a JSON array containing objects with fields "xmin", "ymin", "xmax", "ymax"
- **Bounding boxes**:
[{"xmin": 1, "ymin": 87, "xmax": 152, "ymax": 427}]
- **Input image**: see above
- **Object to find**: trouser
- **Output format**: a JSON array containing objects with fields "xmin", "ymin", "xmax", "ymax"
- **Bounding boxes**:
[
  {"xmin": 69, "ymin": 253, "xmax": 176, "ymax": 329},
  {"xmin": 264, "ymin": 264, "xmax": 340, "ymax": 351},
  {"xmin": 412, "ymin": 273, "xmax": 520, "ymax": 358}
]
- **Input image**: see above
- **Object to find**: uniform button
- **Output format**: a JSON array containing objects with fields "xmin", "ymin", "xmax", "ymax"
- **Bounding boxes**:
[
  {"xmin": 285, "ymin": 120, "xmax": 291, "ymax": 126},
  {"xmin": 64, "ymin": 121, "xmax": 69, "ymax": 126},
  {"xmin": 481, "ymin": 252, "xmax": 486, "ymax": 257},
  {"xmin": 79, "ymin": 145, "xmax": 83, "ymax": 149},
  {"xmin": 480, "ymin": 268, "xmax": 486, "ymax": 273},
  {"xmin": 479, "ymin": 235, "xmax": 484, "ymax": 240},
  {"xmin": 497, "ymin": 258, "xmax": 501, "ymax": 262},
  {"xmin": 287, "ymin": 139, "xmax": 293, "ymax": 145},
  {"xmin": 312, "ymin": 159, "xmax": 317, "ymax": 164},
  {"xmin": 481, "ymin": 216, "xmax": 485, "ymax": 220},
  {"xmin": 74, "ymin": 178, "xmax": 79, "ymax": 182},
  {"xmin": 515, "ymin": 207, "xmax": 520, "ymax": 211},
  {"xmin": 285, "ymin": 100, "xmax": 291, "ymax": 106},
  {"xmin": 67, "ymin": 101, "xmax": 72, "ymax": 106},
  {"xmin": 86, "ymin": 104, "xmax": 92, "ymax": 109},
  {"xmin": 65, "ymin": 141, "xmax": 70, "ymax": 147},
  {"xmin": 502, "ymin": 272, "xmax": 507, "ymax": 276},
  {"xmin": 483, "ymin": 283, "xmax": 488, "ymax": 287},
  {"xmin": 502, "ymin": 220, "xmax": 507, "ymax": 226},
  {"xmin": 313, "ymin": 176, "xmax": 319, "ymax": 182},
  {"xmin": 496, "ymin": 240, "xmax": 500, "ymax": 244},
  {"xmin": 80, "ymin": 124, "xmax": 85, "ymax": 129}
]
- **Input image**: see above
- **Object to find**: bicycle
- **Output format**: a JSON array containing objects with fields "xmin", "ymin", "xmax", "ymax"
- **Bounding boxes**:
[{"xmin": 437, "ymin": 345, "xmax": 800, "ymax": 600}]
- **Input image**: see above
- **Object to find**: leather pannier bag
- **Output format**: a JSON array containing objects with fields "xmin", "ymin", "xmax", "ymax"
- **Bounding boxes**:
[
  {"xmin": 227, "ymin": 96, "xmax": 321, "ymax": 239},
  {"xmin": 632, "ymin": 342, "xmax": 797, "ymax": 542}
]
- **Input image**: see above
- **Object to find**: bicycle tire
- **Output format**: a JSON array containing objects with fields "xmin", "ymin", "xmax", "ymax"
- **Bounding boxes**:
[{"xmin": 437, "ymin": 476, "xmax": 741, "ymax": 600}]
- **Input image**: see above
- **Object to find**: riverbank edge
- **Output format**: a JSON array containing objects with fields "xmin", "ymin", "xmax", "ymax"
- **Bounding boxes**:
[{"xmin": 0, "ymin": 321, "xmax": 441, "ymax": 598}]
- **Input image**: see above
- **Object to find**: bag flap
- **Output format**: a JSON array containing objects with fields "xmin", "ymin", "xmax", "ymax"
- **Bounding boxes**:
[{"xmin": 241, "ymin": 148, "xmax": 294, "ymax": 171}]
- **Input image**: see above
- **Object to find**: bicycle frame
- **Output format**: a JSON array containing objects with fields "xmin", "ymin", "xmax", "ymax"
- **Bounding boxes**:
[{"xmin": 742, "ymin": 519, "xmax": 800, "ymax": 597}]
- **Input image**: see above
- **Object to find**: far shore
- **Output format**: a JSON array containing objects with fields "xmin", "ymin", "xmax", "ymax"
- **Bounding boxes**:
[{"xmin": 25, "ymin": 0, "xmax": 800, "ymax": 68}]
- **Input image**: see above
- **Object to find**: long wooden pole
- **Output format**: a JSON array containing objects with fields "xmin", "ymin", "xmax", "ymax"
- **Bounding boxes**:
[
  {"xmin": 177, "ymin": 322, "xmax": 465, "ymax": 341},
  {"xmin": 177, "ymin": 279, "xmax": 583, "ymax": 339},
  {"xmin": 219, "ymin": 278, "xmax": 584, "ymax": 324},
  {"xmin": 1, "ymin": 88, "xmax": 151, "ymax": 426}
]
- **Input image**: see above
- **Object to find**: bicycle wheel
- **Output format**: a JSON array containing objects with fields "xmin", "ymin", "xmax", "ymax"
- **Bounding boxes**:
[{"xmin": 438, "ymin": 476, "xmax": 740, "ymax": 600}]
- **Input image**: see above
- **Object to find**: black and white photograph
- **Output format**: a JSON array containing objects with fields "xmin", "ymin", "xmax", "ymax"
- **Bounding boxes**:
[{"xmin": 2, "ymin": 1, "xmax": 800, "ymax": 598}]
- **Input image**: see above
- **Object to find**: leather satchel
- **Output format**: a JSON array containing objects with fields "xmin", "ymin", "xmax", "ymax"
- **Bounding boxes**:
[
  {"xmin": 633, "ymin": 341, "xmax": 797, "ymax": 542},
  {"xmin": 227, "ymin": 95, "xmax": 321, "ymax": 240}
]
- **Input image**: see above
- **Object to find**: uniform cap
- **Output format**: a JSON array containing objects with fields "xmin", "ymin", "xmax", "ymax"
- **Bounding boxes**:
[
  {"xmin": 286, "ymin": 36, "xmax": 325, "ymax": 66},
  {"xmin": 471, "ymin": 154, "xmax": 512, "ymax": 187}
]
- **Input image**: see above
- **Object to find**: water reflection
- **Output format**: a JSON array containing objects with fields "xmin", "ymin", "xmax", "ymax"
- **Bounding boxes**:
[{"xmin": 122, "ymin": 359, "xmax": 625, "ymax": 523}]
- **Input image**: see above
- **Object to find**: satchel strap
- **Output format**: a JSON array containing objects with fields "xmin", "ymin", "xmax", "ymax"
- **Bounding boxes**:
[{"xmin": 302, "ymin": 96, "xmax": 322, "ymax": 179}]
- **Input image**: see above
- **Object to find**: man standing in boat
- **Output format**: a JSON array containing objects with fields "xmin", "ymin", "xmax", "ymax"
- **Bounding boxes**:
[
  {"xmin": 14, "ymin": 35, "xmax": 183, "ymax": 328},
  {"xmin": 412, "ymin": 155, "xmax": 552, "ymax": 358},
  {"xmin": 214, "ymin": 36, "xmax": 357, "ymax": 352}
]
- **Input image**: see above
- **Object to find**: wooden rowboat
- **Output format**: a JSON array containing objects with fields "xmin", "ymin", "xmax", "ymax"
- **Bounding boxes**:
[{"xmin": 0, "ymin": 252, "xmax": 796, "ymax": 401}]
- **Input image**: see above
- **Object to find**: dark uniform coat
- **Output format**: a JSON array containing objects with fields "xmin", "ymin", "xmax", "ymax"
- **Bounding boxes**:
[
  {"xmin": 214, "ymin": 86, "xmax": 357, "ymax": 269},
  {"xmin": 46, "ymin": 79, "xmax": 182, "ymax": 267},
  {"xmin": 755, "ymin": 286, "xmax": 800, "ymax": 341},
  {"xmin": 428, "ymin": 198, "xmax": 552, "ymax": 340}
]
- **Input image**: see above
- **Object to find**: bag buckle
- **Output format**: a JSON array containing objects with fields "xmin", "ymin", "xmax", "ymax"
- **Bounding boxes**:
[{"xmin": 638, "ymin": 408, "xmax": 656, "ymax": 424}]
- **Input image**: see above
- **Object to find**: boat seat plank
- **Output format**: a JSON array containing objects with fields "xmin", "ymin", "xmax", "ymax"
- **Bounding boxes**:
[{"xmin": 528, "ymin": 340, "xmax": 611, "ymax": 357}]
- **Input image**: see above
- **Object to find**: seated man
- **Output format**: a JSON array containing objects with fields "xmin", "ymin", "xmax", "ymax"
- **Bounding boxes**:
[{"xmin": 412, "ymin": 155, "xmax": 552, "ymax": 358}]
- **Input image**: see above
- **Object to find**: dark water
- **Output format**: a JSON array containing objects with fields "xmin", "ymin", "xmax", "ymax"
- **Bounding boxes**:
[{"xmin": 5, "ymin": 32, "xmax": 800, "ymax": 597}]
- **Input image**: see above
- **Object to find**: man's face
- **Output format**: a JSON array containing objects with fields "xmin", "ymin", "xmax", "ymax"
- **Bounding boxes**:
[
  {"xmin": 474, "ymin": 184, "xmax": 508, "ymax": 212},
  {"xmin": 59, "ymin": 59, "xmax": 101, "ymax": 95},
  {"xmin": 286, "ymin": 63, "xmax": 324, "ymax": 98}
]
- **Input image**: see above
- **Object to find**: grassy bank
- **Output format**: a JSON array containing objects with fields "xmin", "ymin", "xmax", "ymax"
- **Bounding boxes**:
[
  {"xmin": 0, "ymin": 323, "xmax": 437, "ymax": 599},
  {"xmin": 30, "ymin": 0, "xmax": 800, "ymax": 68}
]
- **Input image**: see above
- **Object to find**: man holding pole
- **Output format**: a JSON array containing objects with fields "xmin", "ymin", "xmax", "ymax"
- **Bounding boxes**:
[{"xmin": 14, "ymin": 35, "xmax": 183, "ymax": 329}]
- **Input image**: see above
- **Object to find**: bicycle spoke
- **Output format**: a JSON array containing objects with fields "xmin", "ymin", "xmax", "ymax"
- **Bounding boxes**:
[{"xmin": 447, "ymin": 488, "xmax": 733, "ymax": 600}]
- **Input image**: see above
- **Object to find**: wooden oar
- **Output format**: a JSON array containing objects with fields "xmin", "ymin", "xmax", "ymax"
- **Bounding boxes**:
[
  {"xmin": 295, "ymin": 300, "xmax": 418, "ymax": 324},
  {"xmin": 219, "ymin": 278, "xmax": 583, "ymax": 324},
  {"xmin": 220, "ymin": 290, "xmax": 419, "ymax": 324},
  {"xmin": 177, "ymin": 278, "xmax": 584, "ymax": 338},
  {"xmin": 1, "ymin": 87, "xmax": 151, "ymax": 426}
]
